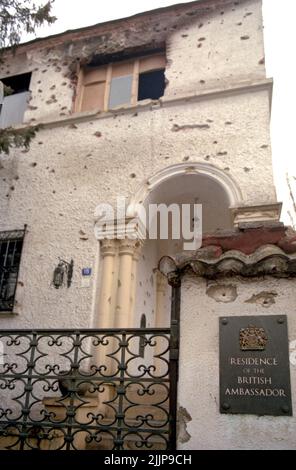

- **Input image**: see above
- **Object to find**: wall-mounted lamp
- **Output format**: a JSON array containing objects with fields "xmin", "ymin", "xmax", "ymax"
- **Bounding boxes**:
[{"xmin": 52, "ymin": 258, "xmax": 74, "ymax": 289}]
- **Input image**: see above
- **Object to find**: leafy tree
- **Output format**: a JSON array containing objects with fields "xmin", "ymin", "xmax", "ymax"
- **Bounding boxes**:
[{"xmin": 0, "ymin": 0, "xmax": 56, "ymax": 50}]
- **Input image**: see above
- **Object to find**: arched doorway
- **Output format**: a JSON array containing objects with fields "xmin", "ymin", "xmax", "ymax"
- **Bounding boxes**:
[{"xmin": 128, "ymin": 163, "xmax": 242, "ymax": 329}]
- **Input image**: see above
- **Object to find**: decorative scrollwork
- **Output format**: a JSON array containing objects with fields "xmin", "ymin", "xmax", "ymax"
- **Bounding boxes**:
[{"xmin": 0, "ymin": 328, "xmax": 172, "ymax": 450}]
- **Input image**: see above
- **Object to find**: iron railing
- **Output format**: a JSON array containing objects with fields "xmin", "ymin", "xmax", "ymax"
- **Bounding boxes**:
[{"xmin": 0, "ymin": 328, "xmax": 175, "ymax": 450}]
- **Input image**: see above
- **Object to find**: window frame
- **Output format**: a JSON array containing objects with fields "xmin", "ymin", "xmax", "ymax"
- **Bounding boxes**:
[
  {"xmin": 0, "ymin": 229, "xmax": 25, "ymax": 314},
  {"xmin": 75, "ymin": 52, "xmax": 166, "ymax": 113}
]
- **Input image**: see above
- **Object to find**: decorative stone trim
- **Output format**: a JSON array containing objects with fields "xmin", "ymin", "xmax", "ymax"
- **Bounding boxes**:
[
  {"xmin": 231, "ymin": 203, "xmax": 282, "ymax": 226},
  {"xmin": 95, "ymin": 216, "xmax": 146, "ymax": 242},
  {"xmin": 127, "ymin": 162, "xmax": 243, "ymax": 216}
]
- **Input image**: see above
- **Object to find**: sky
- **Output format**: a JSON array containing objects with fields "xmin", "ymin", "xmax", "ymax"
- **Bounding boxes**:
[{"xmin": 23, "ymin": 0, "xmax": 296, "ymax": 226}]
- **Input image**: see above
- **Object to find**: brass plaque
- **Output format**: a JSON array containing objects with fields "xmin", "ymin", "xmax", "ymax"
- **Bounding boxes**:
[{"xmin": 219, "ymin": 315, "xmax": 292, "ymax": 416}]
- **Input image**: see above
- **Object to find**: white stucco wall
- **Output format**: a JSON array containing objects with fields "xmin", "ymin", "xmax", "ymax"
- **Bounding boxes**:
[
  {"xmin": 178, "ymin": 275, "xmax": 296, "ymax": 450},
  {"xmin": 0, "ymin": 0, "xmax": 277, "ymax": 329},
  {"xmin": 134, "ymin": 240, "xmax": 158, "ymax": 329}
]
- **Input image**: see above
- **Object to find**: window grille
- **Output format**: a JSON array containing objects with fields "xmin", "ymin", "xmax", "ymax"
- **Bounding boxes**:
[{"xmin": 0, "ymin": 230, "xmax": 25, "ymax": 312}]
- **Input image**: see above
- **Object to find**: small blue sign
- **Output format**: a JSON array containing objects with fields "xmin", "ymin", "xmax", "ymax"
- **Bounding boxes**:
[{"xmin": 82, "ymin": 268, "xmax": 92, "ymax": 276}]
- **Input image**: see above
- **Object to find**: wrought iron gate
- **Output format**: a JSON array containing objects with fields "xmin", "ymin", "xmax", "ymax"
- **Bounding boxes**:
[{"xmin": 0, "ymin": 326, "xmax": 179, "ymax": 450}]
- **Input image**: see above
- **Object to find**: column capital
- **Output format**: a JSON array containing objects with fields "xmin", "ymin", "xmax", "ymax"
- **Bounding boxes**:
[
  {"xmin": 100, "ymin": 239, "xmax": 118, "ymax": 257},
  {"xmin": 118, "ymin": 238, "xmax": 142, "ymax": 257}
]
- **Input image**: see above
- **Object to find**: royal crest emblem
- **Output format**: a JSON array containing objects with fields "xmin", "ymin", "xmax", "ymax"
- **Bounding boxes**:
[{"xmin": 239, "ymin": 325, "xmax": 268, "ymax": 351}]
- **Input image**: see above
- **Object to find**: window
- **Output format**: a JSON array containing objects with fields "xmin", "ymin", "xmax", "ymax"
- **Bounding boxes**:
[
  {"xmin": 0, "ymin": 230, "xmax": 25, "ymax": 312},
  {"xmin": 75, "ymin": 52, "xmax": 166, "ymax": 113},
  {"xmin": 0, "ymin": 72, "xmax": 31, "ymax": 128}
]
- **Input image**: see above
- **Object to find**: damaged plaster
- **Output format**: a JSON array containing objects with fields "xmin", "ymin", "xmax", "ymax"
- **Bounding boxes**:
[
  {"xmin": 177, "ymin": 406, "xmax": 192, "ymax": 444},
  {"xmin": 245, "ymin": 290, "xmax": 278, "ymax": 307},
  {"xmin": 206, "ymin": 283, "xmax": 238, "ymax": 302}
]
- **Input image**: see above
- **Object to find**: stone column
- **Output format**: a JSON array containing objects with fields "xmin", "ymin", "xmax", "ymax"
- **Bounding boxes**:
[
  {"xmin": 115, "ymin": 239, "xmax": 141, "ymax": 328},
  {"xmin": 129, "ymin": 241, "xmax": 143, "ymax": 327},
  {"xmin": 155, "ymin": 271, "xmax": 169, "ymax": 328},
  {"xmin": 97, "ymin": 239, "xmax": 118, "ymax": 328}
]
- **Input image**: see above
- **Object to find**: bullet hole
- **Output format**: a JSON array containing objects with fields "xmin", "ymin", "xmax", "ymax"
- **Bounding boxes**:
[
  {"xmin": 30, "ymin": 162, "xmax": 37, "ymax": 167},
  {"xmin": 240, "ymin": 35, "xmax": 250, "ymax": 40},
  {"xmin": 50, "ymin": 169, "xmax": 55, "ymax": 173},
  {"xmin": 42, "ymin": 69, "xmax": 47, "ymax": 73},
  {"xmin": 94, "ymin": 131, "xmax": 102, "ymax": 137},
  {"xmin": 236, "ymin": 22, "xmax": 242, "ymax": 26},
  {"xmin": 207, "ymin": 284, "xmax": 237, "ymax": 303},
  {"xmin": 84, "ymin": 165, "xmax": 87, "ymax": 169},
  {"xmin": 258, "ymin": 57, "xmax": 265, "ymax": 65},
  {"xmin": 132, "ymin": 113, "xmax": 138, "ymax": 117},
  {"xmin": 50, "ymin": 85, "xmax": 56, "ymax": 90},
  {"xmin": 59, "ymin": 213, "xmax": 63, "ymax": 217},
  {"xmin": 130, "ymin": 173, "xmax": 136, "ymax": 178},
  {"xmin": 198, "ymin": 37, "xmax": 206, "ymax": 41},
  {"xmin": 69, "ymin": 123, "xmax": 78, "ymax": 129},
  {"xmin": 10, "ymin": 186, "xmax": 15, "ymax": 191},
  {"xmin": 183, "ymin": 156, "xmax": 189, "ymax": 161},
  {"xmin": 205, "ymin": 155, "xmax": 210, "ymax": 160},
  {"xmin": 38, "ymin": 89, "xmax": 42, "ymax": 93},
  {"xmin": 46, "ymin": 95, "xmax": 57, "ymax": 104},
  {"xmin": 182, "ymin": 34, "xmax": 188, "ymax": 37},
  {"xmin": 14, "ymin": 176, "xmax": 19, "ymax": 180},
  {"xmin": 224, "ymin": 167, "xmax": 230, "ymax": 171},
  {"xmin": 261, "ymin": 144, "xmax": 268, "ymax": 148},
  {"xmin": 220, "ymin": 11, "xmax": 224, "ymax": 15},
  {"xmin": 61, "ymin": 106, "xmax": 67, "ymax": 110},
  {"xmin": 213, "ymin": 141, "xmax": 218, "ymax": 144},
  {"xmin": 172, "ymin": 123, "xmax": 210, "ymax": 132},
  {"xmin": 200, "ymin": 80, "xmax": 205, "ymax": 84},
  {"xmin": 217, "ymin": 151, "xmax": 228, "ymax": 156},
  {"xmin": 198, "ymin": 23, "xmax": 203, "ymax": 28},
  {"xmin": 244, "ymin": 167, "xmax": 251, "ymax": 172},
  {"xmin": 38, "ymin": 142, "xmax": 43, "ymax": 145},
  {"xmin": 244, "ymin": 12, "xmax": 253, "ymax": 16},
  {"xmin": 245, "ymin": 291, "xmax": 277, "ymax": 308},
  {"xmin": 197, "ymin": 43, "xmax": 202, "ymax": 48},
  {"xmin": 52, "ymin": 190, "xmax": 56, "ymax": 194},
  {"xmin": 225, "ymin": 121, "xmax": 232, "ymax": 125},
  {"xmin": 62, "ymin": 82, "xmax": 67, "ymax": 86},
  {"xmin": 28, "ymin": 105, "xmax": 38, "ymax": 110},
  {"xmin": 207, "ymin": 119, "xmax": 213, "ymax": 123}
]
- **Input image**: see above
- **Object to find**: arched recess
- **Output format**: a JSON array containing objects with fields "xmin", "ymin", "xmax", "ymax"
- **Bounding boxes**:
[{"xmin": 129, "ymin": 163, "xmax": 243, "ymax": 329}]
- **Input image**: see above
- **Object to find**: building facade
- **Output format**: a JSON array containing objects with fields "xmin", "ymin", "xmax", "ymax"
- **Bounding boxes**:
[{"xmin": 0, "ymin": 0, "xmax": 295, "ymax": 450}]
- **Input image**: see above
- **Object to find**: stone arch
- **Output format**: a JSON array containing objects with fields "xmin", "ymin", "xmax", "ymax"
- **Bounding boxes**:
[{"xmin": 126, "ymin": 162, "xmax": 243, "ymax": 217}]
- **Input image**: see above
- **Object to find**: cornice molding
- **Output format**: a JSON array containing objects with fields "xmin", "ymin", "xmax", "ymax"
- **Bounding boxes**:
[{"xmin": 17, "ymin": 78, "xmax": 272, "ymax": 132}]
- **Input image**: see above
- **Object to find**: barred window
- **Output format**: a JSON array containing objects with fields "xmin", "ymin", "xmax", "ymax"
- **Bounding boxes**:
[{"xmin": 0, "ymin": 230, "xmax": 25, "ymax": 312}]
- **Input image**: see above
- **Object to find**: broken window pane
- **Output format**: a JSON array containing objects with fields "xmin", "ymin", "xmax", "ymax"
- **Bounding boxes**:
[
  {"xmin": 108, "ymin": 74, "xmax": 133, "ymax": 108},
  {"xmin": 138, "ymin": 69, "xmax": 165, "ymax": 101},
  {"xmin": 0, "ymin": 72, "xmax": 31, "ymax": 128},
  {"xmin": 0, "ymin": 92, "xmax": 30, "ymax": 128}
]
